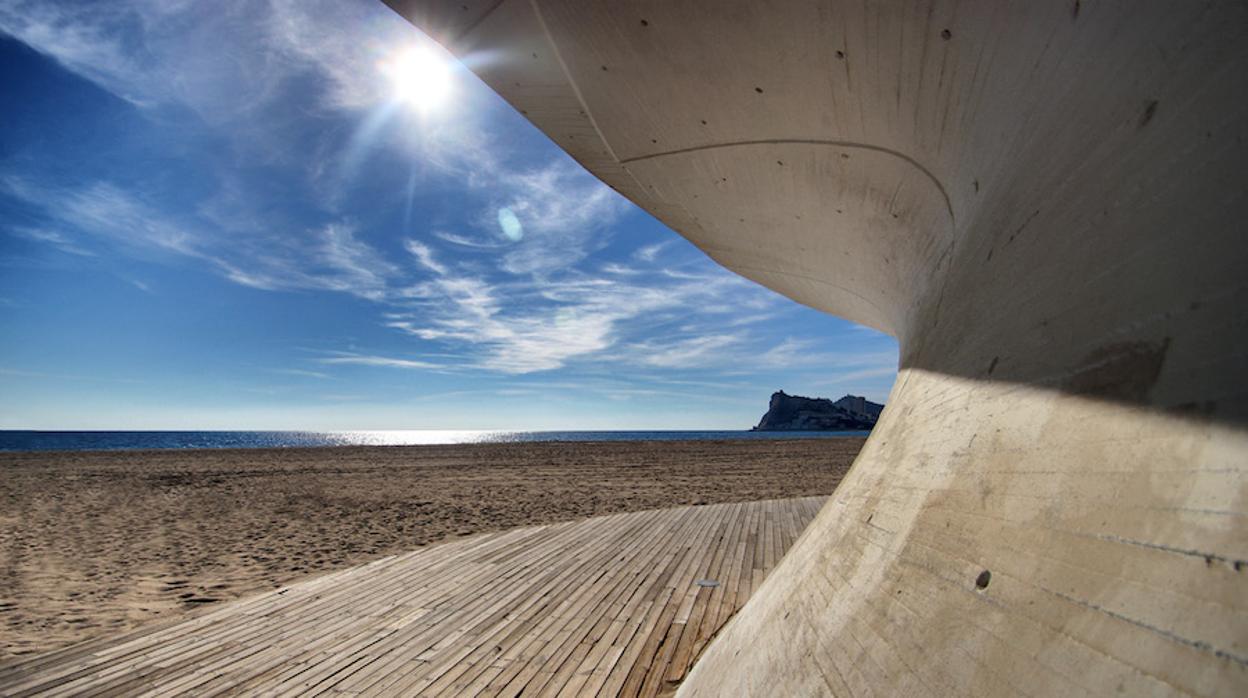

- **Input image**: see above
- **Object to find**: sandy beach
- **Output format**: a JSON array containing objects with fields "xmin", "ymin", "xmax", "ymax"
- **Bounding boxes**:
[{"xmin": 0, "ymin": 438, "xmax": 861, "ymax": 660}]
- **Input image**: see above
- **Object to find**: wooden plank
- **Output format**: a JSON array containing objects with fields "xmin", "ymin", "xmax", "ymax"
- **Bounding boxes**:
[
  {"xmin": 346, "ymin": 511, "xmax": 663, "ymax": 694},
  {"xmin": 492, "ymin": 507, "xmax": 715, "ymax": 698},
  {"xmin": 621, "ymin": 503, "xmax": 734, "ymax": 698},
  {"xmin": 686, "ymin": 501, "xmax": 751, "ymax": 667},
  {"xmin": 463, "ymin": 508, "xmax": 694, "ymax": 697},
  {"xmin": 572, "ymin": 505, "xmax": 740, "ymax": 698},
  {"xmin": 412, "ymin": 509, "xmax": 678, "ymax": 696},
  {"xmin": 0, "ymin": 497, "xmax": 826, "ymax": 698},
  {"xmin": 663, "ymin": 502, "xmax": 746, "ymax": 685},
  {"xmin": 545, "ymin": 507, "xmax": 723, "ymax": 697}
]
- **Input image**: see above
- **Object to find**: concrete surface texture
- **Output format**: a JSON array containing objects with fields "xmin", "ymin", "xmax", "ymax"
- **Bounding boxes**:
[{"xmin": 386, "ymin": 1, "xmax": 1248, "ymax": 694}]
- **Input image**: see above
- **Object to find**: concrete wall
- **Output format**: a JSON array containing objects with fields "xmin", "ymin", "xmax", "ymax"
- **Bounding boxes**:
[{"xmin": 386, "ymin": 1, "xmax": 1248, "ymax": 694}]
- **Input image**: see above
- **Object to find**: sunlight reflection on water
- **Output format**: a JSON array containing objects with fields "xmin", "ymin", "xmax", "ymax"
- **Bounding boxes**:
[{"xmin": 319, "ymin": 430, "xmax": 518, "ymax": 446}]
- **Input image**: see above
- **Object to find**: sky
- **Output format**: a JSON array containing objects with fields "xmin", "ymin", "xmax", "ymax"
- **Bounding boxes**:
[{"xmin": 0, "ymin": 0, "xmax": 898, "ymax": 431}]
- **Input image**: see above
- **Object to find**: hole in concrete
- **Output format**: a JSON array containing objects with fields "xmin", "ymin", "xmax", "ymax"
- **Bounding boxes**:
[
  {"xmin": 975, "ymin": 570, "xmax": 991, "ymax": 590},
  {"xmin": 755, "ymin": 86, "xmax": 764, "ymax": 93},
  {"xmin": 640, "ymin": 19, "xmax": 649, "ymax": 27},
  {"xmin": 700, "ymin": 119, "xmax": 708, "ymax": 125},
  {"xmin": 836, "ymin": 50, "xmax": 845, "ymax": 59},
  {"xmin": 601, "ymin": 65, "xmax": 608, "ymax": 72},
  {"xmin": 1139, "ymin": 100, "xmax": 1159, "ymax": 128},
  {"xmin": 941, "ymin": 29, "xmax": 952, "ymax": 40}
]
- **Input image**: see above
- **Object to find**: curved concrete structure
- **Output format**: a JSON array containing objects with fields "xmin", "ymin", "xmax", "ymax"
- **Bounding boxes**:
[{"xmin": 387, "ymin": 2, "xmax": 1248, "ymax": 694}]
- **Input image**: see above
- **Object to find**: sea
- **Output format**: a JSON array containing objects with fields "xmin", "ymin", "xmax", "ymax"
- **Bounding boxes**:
[{"xmin": 0, "ymin": 430, "xmax": 869, "ymax": 453}]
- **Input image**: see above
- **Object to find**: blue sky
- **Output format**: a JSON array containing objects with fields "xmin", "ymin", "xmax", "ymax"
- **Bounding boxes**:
[{"xmin": 0, "ymin": 0, "xmax": 897, "ymax": 430}]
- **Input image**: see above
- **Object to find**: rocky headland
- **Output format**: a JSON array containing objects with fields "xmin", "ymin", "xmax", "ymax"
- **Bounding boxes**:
[{"xmin": 752, "ymin": 390, "xmax": 883, "ymax": 431}]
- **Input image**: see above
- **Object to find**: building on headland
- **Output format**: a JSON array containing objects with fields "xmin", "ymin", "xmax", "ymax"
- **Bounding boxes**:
[{"xmin": 752, "ymin": 390, "xmax": 883, "ymax": 431}]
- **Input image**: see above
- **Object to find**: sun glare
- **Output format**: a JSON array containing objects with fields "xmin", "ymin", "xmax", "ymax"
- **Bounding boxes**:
[{"xmin": 384, "ymin": 48, "xmax": 451, "ymax": 112}]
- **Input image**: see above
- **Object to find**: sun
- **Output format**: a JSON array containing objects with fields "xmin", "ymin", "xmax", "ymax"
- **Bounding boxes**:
[{"xmin": 384, "ymin": 48, "xmax": 451, "ymax": 112}]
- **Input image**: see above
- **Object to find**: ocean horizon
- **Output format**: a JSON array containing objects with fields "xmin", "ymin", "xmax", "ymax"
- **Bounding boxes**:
[{"xmin": 0, "ymin": 429, "xmax": 870, "ymax": 453}]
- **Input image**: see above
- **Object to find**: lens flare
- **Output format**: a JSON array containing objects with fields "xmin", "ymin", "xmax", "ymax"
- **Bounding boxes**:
[{"xmin": 497, "ymin": 207, "xmax": 524, "ymax": 241}]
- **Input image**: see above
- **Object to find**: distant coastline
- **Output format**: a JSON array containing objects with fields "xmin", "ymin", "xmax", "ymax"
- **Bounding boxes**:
[{"xmin": 0, "ymin": 429, "xmax": 870, "ymax": 453}]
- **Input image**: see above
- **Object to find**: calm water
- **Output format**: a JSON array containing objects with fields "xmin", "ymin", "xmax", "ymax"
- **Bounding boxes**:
[{"xmin": 0, "ymin": 430, "xmax": 869, "ymax": 453}]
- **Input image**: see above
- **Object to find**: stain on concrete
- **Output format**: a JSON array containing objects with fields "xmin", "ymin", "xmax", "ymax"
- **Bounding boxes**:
[{"xmin": 1006, "ymin": 209, "xmax": 1042, "ymax": 245}]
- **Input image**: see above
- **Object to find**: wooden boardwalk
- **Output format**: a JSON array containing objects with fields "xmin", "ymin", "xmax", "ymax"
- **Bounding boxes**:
[{"xmin": 0, "ymin": 496, "xmax": 825, "ymax": 697}]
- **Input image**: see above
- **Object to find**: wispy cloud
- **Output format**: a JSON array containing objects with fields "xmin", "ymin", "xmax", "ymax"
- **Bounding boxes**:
[
  {"xmin": 313, "ymin": 223, "xmax": 400, "ymax": 300},
  {"xmin": 627, "ymin": 334, "xmax": 746, "ymax": 369},
  {"xmin": 431, "ymin": 230, "xmax": 510, "ymax": 250},
  {"xmin": 270, "ymin": 368, "xmax": 332, "ymax": 380},
  {"xmin": 317, "ymin": 352, "xmax": 444, "ymax": 371},
  {"xmin": 577, "ymin": 333, "xmax": 899, "ymax": 381},
  {"xmin": 634, "ymin": 241, "xmax": 671, "ymax": 263},
  {"xmin": 8, "ymin": 227, "xmax": 95, "ymax": 256},
  {"xmin": 0, "ymin": 0, "xmax": 154, "ymax": 106},
  {"xmin": 376, "ymin": 242, "xmax": 779, "ymax": 374},
  {"xmin": 601, "ymin": 262, "xmax": 640, "ymax": 276},
  {"xmin": 1, "ymin": 177, "xmax": 403, "ymax": 301},
  {"xmin": 5, "ymin": 178, "xmax": 200, "ymax": 256},
  {"xmin": 490, "ymin": 161, "xmax": 627, "ymax": 275},
  {"xmin": 405, "ymin": 239, "xmax": 447, "ymax": 275}
]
